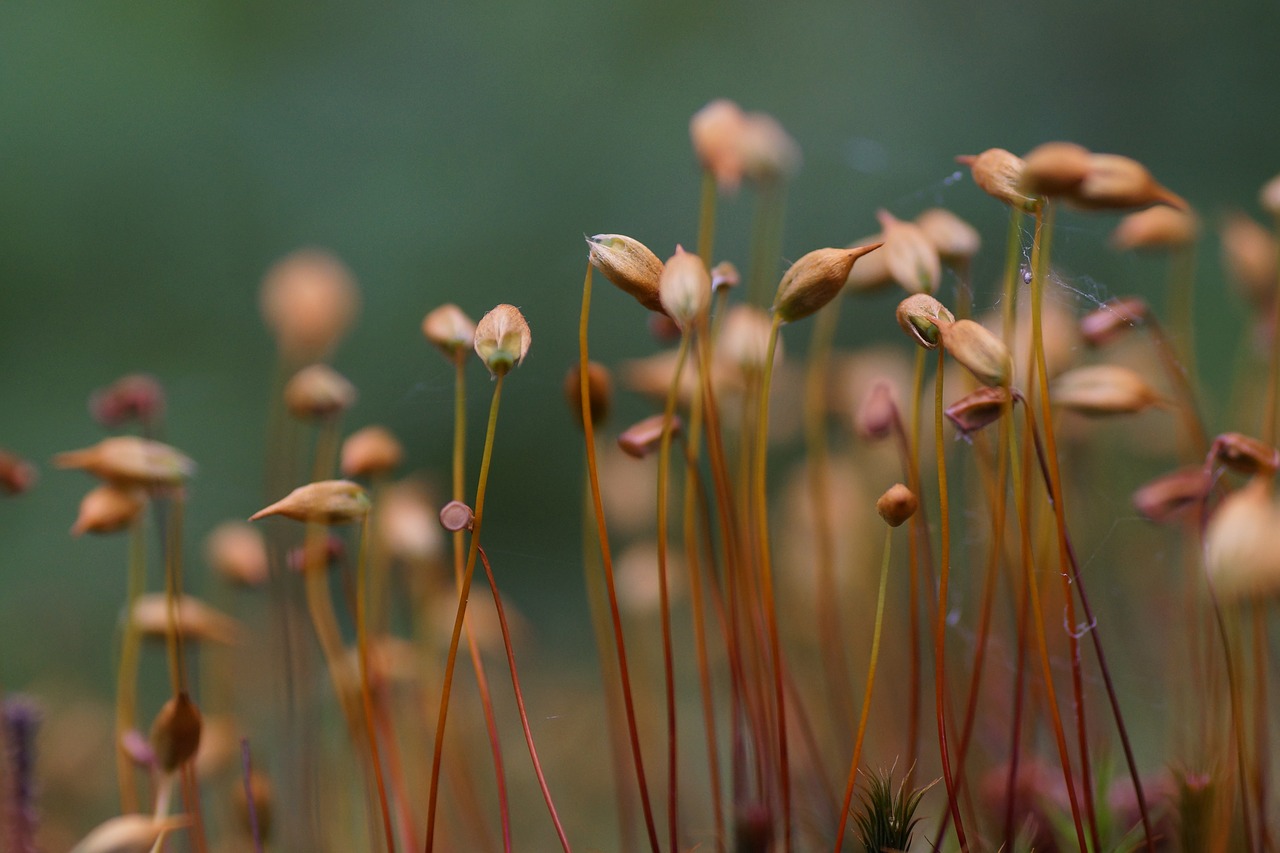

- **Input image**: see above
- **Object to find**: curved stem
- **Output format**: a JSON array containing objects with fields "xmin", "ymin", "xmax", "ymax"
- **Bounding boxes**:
[
  {"xmin": 833, "ymin": 525, "xmax": 894, "ymax": 851},
  {"xmin": 425, "ymin": 372, "xmax": 507, "ymax": 853},
  {"xmin": 477, "ymin": 545, "xmax": 572, "ymax": 852},
  {"xmin": 451, "ymin": 356, "xmax": 512, "ymax": 852},
  {"xmin": 577, "ymin": 263, "xmax": 662, "ymax": 853}
]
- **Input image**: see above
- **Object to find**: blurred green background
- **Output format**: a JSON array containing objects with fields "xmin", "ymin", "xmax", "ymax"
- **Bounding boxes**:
[{"xmin": 2, "ymin": 0, "xmax": 1277, "ymax": 772}]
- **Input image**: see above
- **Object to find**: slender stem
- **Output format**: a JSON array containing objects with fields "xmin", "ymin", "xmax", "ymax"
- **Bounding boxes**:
[
  {"xmin": 451, "ymin": 355, "xmax": 512, "ymax": 852},
  {"xmin": 1028, "ymin": 201, "xmax": 1102, "ymax": 852},
  {"xmin": 577, "ymin": 263, "xmax": 662, "ymax": 853},
  {"xmin": 656, "ymin": 331, "xmax": 693, "ymax": 850},
  {"xmin": 1006, "ymin": 402, "xmax": 1087, "ymax": 853},
  {"xmin": 904, "ymin": 348, "xmax": 928, "ymax": 787},
  {"xmin": 752, "ymin": 314, "xmax": 791, "ymax": 852},
  {"xmin": 1208, "ymin": 587, "xmax": 1257, "ymax": 852},
  {"xmin": 424, "ymin": 371, "xmax": 507, "ymax": 853},
  {"xmin": 163, "ymin": 492, "xmax": 189, "ymax": 698},
  {"xmin": 354, "ymin": 516, "xmax": 396, "ymax": 853},
  {"xmin": 477, "ymin": 545, "xmax": 572, "ymax": 852},
  {"xmin": 833, "ymin": 525, "xmax": 894, "ymax": 851},
  {"xmin": 694, "ymin": 324, "xmax": 768, "ymax": 795},
  {"xmin": 582, "ymin": 468, "xmax": 639, "ymax": 853},
  {"xmin": 1019, "ymin": 395, "xmax": 1157, "ymax": 853},
  {"xmin": 681, "ymin": 386, "xmax": 726, "ymax": 850},
  {"xmin": 937, "ymin": 405, "xmax": 1010, "ymax": 845},
  {"xmin": 932, "ymin": 348, "xmax": 969, "ymax": 852}
]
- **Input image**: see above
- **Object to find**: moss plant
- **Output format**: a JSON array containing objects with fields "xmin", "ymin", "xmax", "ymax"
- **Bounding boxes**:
[{"xmin": 23, "ymin": 108, "xmax": 1280, "ymax": 853}]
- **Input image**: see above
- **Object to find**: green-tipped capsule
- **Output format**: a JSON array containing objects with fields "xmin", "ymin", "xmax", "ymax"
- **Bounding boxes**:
[
  {"xmin": 895, "ymin": 294, "xmax": 955, "ymax": 349},
  {"xmin": 473, "ymin": 304, "xmax": 531, "ymax": 376}
]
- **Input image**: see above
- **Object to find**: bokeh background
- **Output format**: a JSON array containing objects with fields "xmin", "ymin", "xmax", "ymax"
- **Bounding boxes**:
[{"xmin": 3, "ymin": 0, "xmax": 1279, "ymax": 840}]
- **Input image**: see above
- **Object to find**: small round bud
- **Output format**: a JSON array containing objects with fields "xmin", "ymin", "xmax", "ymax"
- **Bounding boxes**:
[
  {"xmin": 690, "ymin": 99, "xmax": 748, "ymax": 193},
  {"xmin": 940, "ymin": 319, "xmax": 1014, "ymax": 387},
  {"xmin": 150, "ymin": 692, "xmax": 202, "ymax": 773},
  {"xmin": 618, "ymin": 413, "xmax": 683, "ymax": 460},
  {"xmin": 340, "ymin": 426, "xmax": 403, "ymax": 479},
  {"xmin": 474, "ymin": 304, "xmax": 531, "ymax": 377},
  {"xmin": 587, "ymin": 234, "xmax": 665, "ymax": 313},
  {"xmin": 71, "ymin": 484, "xmax": 145, "ymax": 536},
  {"xmin": 250, "ymin": 480, "xmax": 371, "ymax": 525},
  {"xmin": 1110, "ymin": 206, "xmax": 1198, "ymax": 251},
  {"xmin": 877, "ymin": 209, "xmax": 942, "ymax": 294},
  {"xmin": 259, "ymin": 249, "xmax": 360, "ymax": 363},
  {"xmin": 914, "ymin": 208, "xmax": 981, "ymax": 266},
  {"xmin": 422, "ymin": 304, "xmax": 476, "ymax": 365},
  {"xmin": 772, "ymin": 243, "xmax": 883, "ymax": 323},
  {"xmin": 564, "ymin": 361, "xmax": 613, "ymax": 430},
  {"xmin": 205, "ymin": 522, "xmax": 269, "ymax": 587},
  {"xmin": 55, "ymin": 436, "xmax": 195, "ymax": 487},
  {"xmin": 283, "ymin": 364, "xmax": 357, "ymax": 420},
  {"xmin": 958, "ymin": 148, "xmax": 1036, "ymax": 210},
  {"xmin": 1020, "ymin": 141, "xmax": 1091, "ymax": 196},
  {"xmin": 1050, "ymin": 365, "xmax": 1162, "ymax": 416},
  {"xmin": 876, "ymin": 483, "xmax": 918, "ymax": 527},
  {"xmin": 89, "ymin": 374, "xmax": 166, "ymax": 431},
  {"xmin": 439, "ymin": 500, "xmax": 475, "ymax": 532},
  {"xmin": 895, "ymin": 294, "xmax": 955, "ymax": 349},
  {"xmin": 658, "ymin": 246, "xmax": 712, "ymax": 329}
]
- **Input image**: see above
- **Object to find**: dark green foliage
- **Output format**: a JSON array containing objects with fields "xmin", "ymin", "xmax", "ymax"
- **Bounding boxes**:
[{"xmin": 849, "ymin": 769, "xmax": 929, "ymax": 852}]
